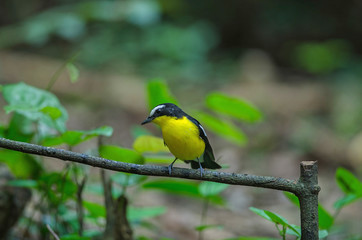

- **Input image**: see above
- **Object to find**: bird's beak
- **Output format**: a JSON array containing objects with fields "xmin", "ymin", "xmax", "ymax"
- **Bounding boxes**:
[{"xmin": 141, "ymin": 116, "xmax": 153, "ymax": 125}]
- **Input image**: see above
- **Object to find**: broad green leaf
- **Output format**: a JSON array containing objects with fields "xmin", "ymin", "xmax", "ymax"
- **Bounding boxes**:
[
  {"xmin": 83, "ymin": 201, "xmax": 106, "ymax": 218},
  {"xmin": 60, "ymin": 234, "xmax": 90, "ymax": 240},
  {"xmin": 2, "ymin": 82, "xmax": 68, "ymax": 132},
  {"xmin": 336, "ymin": 168, "xmax": 362, "ymax": 195},
  {"xmin": 42, "ymin": 126, "xmax": 113, "ymax": 146},
  {"xmin": 193, "ymin": 111, "xmax": 247, "ymax": 146},
  {"xmin": 133, "ymin": 135, "xmax": 169, "ymax": 153},
  {"xmin": 264, "ymin": 210, "xmax": 289, "ymax": 226},
  {"xmin": 147, "ymin": 79, "xmax": 178, "ymax": 110},
  {"xmin": 249, "ymin": 207, "xmax": 300, "ymax": 235},
  {"xmin": 318, "ymin": 204, "xmax": 334, "ymax": 230},
  {"xmin": 319, "ymin": 229, "xmax": 329, "ymax": 239},
  {"xmin": 198, "ymin": 181, "xmax": 229, "ymax": 197},
  {"xmin": 225, "ymin": 238, "xmax": 279, "ymax": 240},
  {"xmin": 84, "ymin": 125, "xmax": 113, "ymax": 137},
  {"xmin": 137, "ymin": 237, "xmax": 153, "ymax": 240},
  {"xmin": 99, "ymin": 145, "xmax": 144, "ymax": 164},
  {"xmin": 6, "ymin": 113, "xmax": 34, "ymax": 142},
  {"xmin": 66, "ymin": 62, "xmax": 80, "ymax": 83},
  {"xmin": 7, "ymin": 179, "xmax": 38, "ymax": 188},
  {"xmin": 206, "ymin": 92, "xmax": 263, "ymax": 123},
  {"xmin": 283, "ymin": 192, "xmax": 299, "ymax": 206},
  {"xmin": 40, "ymin": 106, "xmax": 62, "ymax": 120},
  {"xmin": 0, "ymin": 149, "xmax": 43, "ymax": 178},
  {"xmin": 293, "ymin": 40, "xmax": 350, "ymax": 74},
  {"xmin": 128, "ymin": 206, "xmax": 166, "ymax": 222},
  {"xmin": 249, "ymin": 207, "xmax": 288, "ymax": 226},
  {"xmin": 62, "ymin": 131, "xmax": 85, "ymax": 146},
  {"xmin": 334, "ymin": 194, "xmax": 360, "ymax": 210},
  {"xmin": 142, "ymin": 179, "xmax": 200, "ymax": 198},
  {"xmin": 111, "ymin": 172, "xmax": 147, "ymax": 187},
  {"xmin": 195, "ymin": 224, "xmax": 223, "ymax": 232},
  {"xmin": 286, "ymin": 224, "xmax": 301, "ymax": 237}
]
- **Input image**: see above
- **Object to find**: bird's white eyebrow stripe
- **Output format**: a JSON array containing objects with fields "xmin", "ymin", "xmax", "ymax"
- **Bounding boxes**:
[
  {"xmin": 150, "ymin": 105, "xmax": 165, "ymax": 116},
  {"xmin": 199, "ymin": 124, "xmax": 207, "ymax": 136}
]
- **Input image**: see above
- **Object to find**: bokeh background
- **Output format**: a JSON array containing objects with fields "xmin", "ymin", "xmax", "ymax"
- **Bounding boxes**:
[{"xmin": 0, "ymin": 0, "xmax": 362, "ymax": 239}]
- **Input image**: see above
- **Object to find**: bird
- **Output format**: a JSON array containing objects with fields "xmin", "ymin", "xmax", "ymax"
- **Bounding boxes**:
[{"xmin": 141, "ymin": 103, "xmax": 221, "ymax": 176}]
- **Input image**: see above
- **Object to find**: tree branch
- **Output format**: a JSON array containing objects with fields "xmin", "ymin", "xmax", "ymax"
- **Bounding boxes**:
[
  {"xmin": 0, "ymin": 137, "xmax": 320, "ymax": 239},
  {"xmin": 0, "ymin": 137, "xmax": 302, "ymax": 194}
]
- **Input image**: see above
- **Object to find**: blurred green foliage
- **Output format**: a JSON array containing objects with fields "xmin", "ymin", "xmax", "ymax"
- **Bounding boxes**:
[{"xmin": 1, "ymin": 0, "xmax": 362, "ymax": 235}]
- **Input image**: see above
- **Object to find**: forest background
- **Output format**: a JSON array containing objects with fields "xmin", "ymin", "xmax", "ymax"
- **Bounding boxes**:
[{"xmin": 0, "ymin": 0, "xmax": 361, "ymax": 239}]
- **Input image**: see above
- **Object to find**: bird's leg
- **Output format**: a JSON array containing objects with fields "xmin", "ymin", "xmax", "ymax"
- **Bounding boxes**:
[
  {"xmin": 197, "ymin": 158, "xmax": 204, "ymax": 177},
  {"xmin": 168, "ymin": 158, "xmax": 178, "ymax": 175}
]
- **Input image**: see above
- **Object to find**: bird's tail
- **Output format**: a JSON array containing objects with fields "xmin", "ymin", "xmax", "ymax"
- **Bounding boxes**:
[{"xmin": 188, "ymin": 143, "xmax": 221, "ymax": 170}]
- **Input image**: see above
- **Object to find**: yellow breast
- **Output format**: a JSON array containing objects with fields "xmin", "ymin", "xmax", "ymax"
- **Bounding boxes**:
[{"xmin": 152, "ymin": 116, "xmax": 205, "ymax": 160}]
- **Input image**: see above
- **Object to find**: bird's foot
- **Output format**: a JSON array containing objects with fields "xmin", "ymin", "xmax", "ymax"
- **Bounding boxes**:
[
  {"xmin": 199, "ymin": 167, "xmax": 204, "ymax": 177},
  {"xmin": 168, "ymin": 165, "xmax": 172, "ymax": 175}
]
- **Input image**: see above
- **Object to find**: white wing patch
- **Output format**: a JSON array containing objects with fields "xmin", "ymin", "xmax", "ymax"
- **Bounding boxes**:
[
  {"xmin": 199, "ymin": 124, "xmax": 207, "ymax": 136},
  {"xmin": 149, "ymin": 104, "xmax": 165, "ymax": 117}
]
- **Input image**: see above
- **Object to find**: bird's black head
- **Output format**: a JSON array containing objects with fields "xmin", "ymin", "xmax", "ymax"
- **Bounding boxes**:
[{"xmin": 141, "ymin": 103, "xmax": 183, "ymax": 125}]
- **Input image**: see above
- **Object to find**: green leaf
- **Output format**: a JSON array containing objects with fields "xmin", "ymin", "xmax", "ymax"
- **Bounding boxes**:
[
  {"xmin": 198, "ymin": 181, "xmax": 229, "ymax": 197},
  {"xmin": 195, "ymin": 224, "xmax": 223, "ymax": 232},
  {"xmin": 2, "ymin": 82, "xmax": 68, "ymax": 132},
  {"xmin": 7, "ymin": 179, "xmax": 38, "ymax": 188},
  {"xmin": 62, "ymin": 131, "xmax": 85, "ymax": 146},
  {"xmin": 147, "ymin": 79, "xmax": 178, "ymax": 110},
  {"xmin": 111, "ymin": 172, "xmax": 147, "ymax": 187},
  {"xmin": 60, "ymin": 234, "xmax": 90, "ymax": 240},
  {"xmin": 334, "ymin": 193, "xmax": 361, "ymax": 210},
  {"xmin": 99, "ymin": 145, "xmax": 144, "ymax": 164},
  {"xmin": 133, "ymin": 135, "xmax": 169, "ymax": 153},
  {"xmin": 6, "ymin": 113, "xmax": 34, "ymax": 142},
  {"xmin": 193, "ymin": 111, "xmax": 247, "ymax": 146},
  {"xmin": 319, "ymin": 229, "xmax": 329, "ymax": 239},
  {"xmin": 336, "ymin": 167, "xmax": 362, "ymax": 195},
  {"xmin": 318, "ymin": 204, "xmax": 334, "ymax": 230},
  {"xmin": 225, "ymin": 238, "xmax": 279, "ymax": 240},
  {"xmin": 142, "ymin": 179, "xmax": 200, "ymax": 198},
  {"xmin": 84, "ymin": 125, "xmax": 113, "ymax": 137},
  {"xmin": 283, "ymin": 192, "xmax": 299, "ymax": 206},
  {"xmin": 83, "ymin": 201, "xmax": 106, "ymax": 218},
  {"xmin": 128, "ymin": 206, "xmax": 166, "ymax": 222},
  {"xmin": 42, "ymin": 126, "xmax": 113, "ymax": 146},
  {"xmin": 206, "ymin": 92, "xmax": 263, "ymax": 123},
  {"xmin": 66, "ymin": 62, "xmax": 80, "ymax": 83},
  {"xmin": 0, "ymin": 149, "xmax": 43, "ymax": 178},
  {"xmin": 40, "ymin": 106, "xmax": 62, "ymax": 120},
  {"xmin": 249, "ymin": 207, "xmax": 300, "ymax": 236},
  {"xmin": 293, "ymin": 40, "xmax": 350, "ymax": 74},
  {"xmin": 285, "ymin": 224, "xmax": 301, "ymax": 237}
]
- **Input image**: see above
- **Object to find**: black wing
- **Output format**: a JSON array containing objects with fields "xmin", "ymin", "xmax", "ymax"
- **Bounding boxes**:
[{"xmin": 185, "ymin": 115, "xmax": 221, "ymax": 169}]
